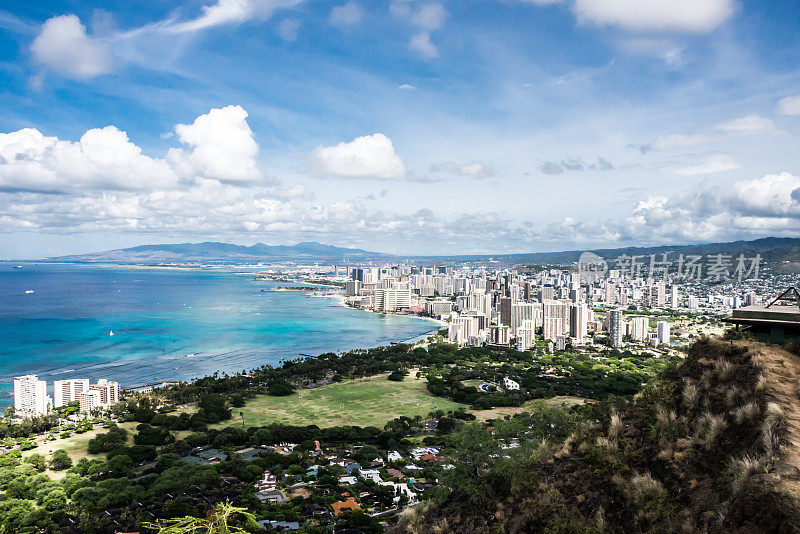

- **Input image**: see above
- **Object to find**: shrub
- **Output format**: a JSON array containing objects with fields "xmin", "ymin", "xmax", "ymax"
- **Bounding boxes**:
[{"xmin": 50, "ymin": 449, "xmax": 73, "ymax": 471}]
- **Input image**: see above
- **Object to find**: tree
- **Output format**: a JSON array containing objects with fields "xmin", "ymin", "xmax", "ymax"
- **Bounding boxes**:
[
  {"xmin": 145, "ymin": 501, "xmax": 259, "ymax": 534},
  {"xmin": 250, "ymin": 428, "xmax": 272, "ymax": 446},
  {"xmin": 49, "ymin": 449, "xmax": 73, "ymax": 471},
  {"xmin": 25, "ymin": 453, "xmax": 47, "ymax": 472}
]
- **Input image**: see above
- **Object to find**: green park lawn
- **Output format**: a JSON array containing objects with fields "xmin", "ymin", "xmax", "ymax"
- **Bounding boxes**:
[{"xmin": 217, "ymin": 373, "xmax": 465, "ymax": 429}]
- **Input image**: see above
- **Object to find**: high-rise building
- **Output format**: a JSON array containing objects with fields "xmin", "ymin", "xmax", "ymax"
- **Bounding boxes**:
[
  {"xmin": 511, "ymin": 302, "xmax": 539, "ymax": 331},
  {"xmin": 499, "ymin": 297, "xmax": 512, "ymax": 327},
  {"xmin": 77, "ymin": 390, "xmax": 102, "ymax": 414},
  {"xmin": 569, "ymin": 302, "xmax": 588, "ymax": 342},
  {"xmin": 657, "ymin": 321, "xmax": 671, "ymax": 345},
  {"xmin": 609, "ymin": 309, "xmax": 624, "ymax": 347},
  {"xmin": 670, "ymin": 285, "xmax": 679, "ymax": 308},
  {"xmin": 373, "ymin": 287, "xmax": 411, "ymax": 312},
  {"xmin": 629, "ymin": 317, "xmax": 649, "ymax": 341},
  {"xmin": 14, "ymin": 375, "xmax": 51, "ymax": 417},
  {"xmin": 90, "ymin": 379, "xmax": 120, "ymax": 408},
  {"xmin": 516, "ymin": 320, "xmax": 535, "ymax": 352},
  {"xmin": 54, "ymin": 378, "xmax": 89, "ymax": 407},
  {"xmin": 543, "ymin": 317, "xmax": 563, "ymax": 342},
  {"xmin": 543, "ymin": 300, "xmax": 570, "ymax": 335},
  {"xmin": 345, "ymin": 280, "xmax": 361, "ymax": 297}
]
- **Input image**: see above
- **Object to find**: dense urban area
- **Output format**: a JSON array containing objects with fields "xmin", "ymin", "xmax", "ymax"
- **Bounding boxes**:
[{"xmin": 6, "ymin": 253, "xmax": 797, "ymax": 533}]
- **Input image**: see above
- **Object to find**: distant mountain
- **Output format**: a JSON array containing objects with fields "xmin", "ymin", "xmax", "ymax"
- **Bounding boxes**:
[
  {"xmin": 45, "ymin": 236, "xmax": 800, "ymax": 269},
  {"xmin": 413, "ymin": 236, "xmax": 800, "ymax": 271},
  {"xmin": 49, "ymin": 241, "xmax": 387, "ymax": 263}
]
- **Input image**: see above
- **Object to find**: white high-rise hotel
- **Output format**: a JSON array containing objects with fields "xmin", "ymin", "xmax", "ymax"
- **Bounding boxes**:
[
  {"xmin": 15, "ymin": 376, "xmax": 120, "ymax": 417},
  {"xmin": 13, "ymin": 375, "xmax": 51, "ymax": 417}
]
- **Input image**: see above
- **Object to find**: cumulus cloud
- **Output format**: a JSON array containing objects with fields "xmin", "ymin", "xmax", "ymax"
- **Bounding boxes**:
[
  {"xmin": 30, "ymin": 1, "xmax": 305, "ymax": 81},
  {"xmin": 0, "ymin": 105, "xmax": 262, "ymax": 194},
  {"xmin": 430, "ymin": 161, "xmax": 494, "ymax": 179},
  {"xmin": 623, "ymin": 172, "xmax": 800, "ymax": 243},
  {"xmin": 167, "ymin": 105, "xmax": 260, "ymax": 183},
  {"xmin": 0, "ymin": 126, "xmax": 175, "ymax": 193},
  {"xmin": 307, "ymin": 133, "xmax": 405, "ymax": 179},
  {"xmin": 574, "ymin": 0, "xmax": 736, "ymax": 33},
  {"xmin": 31, "ymin": 15, "xmax": 113, "ymax": 79},
  {"xmin": 778, "ymin": 94, "xmax": 800, "ymax": 116},
  {"xmin": 329, "ymin": 2, "xmax": 363, "ymax": 26}
]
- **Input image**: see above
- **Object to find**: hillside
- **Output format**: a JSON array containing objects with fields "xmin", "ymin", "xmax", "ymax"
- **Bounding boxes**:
[
  {"xmin": 48, "ymin": 241, "xmax": 386, "ymax": 263},
  {"xmin": 396, "ymin": 338, "xmax": 800, "ymax": 533},
  {"xmin": 434, "ymin": 236, "xmax": 800, "ymax": 270}
]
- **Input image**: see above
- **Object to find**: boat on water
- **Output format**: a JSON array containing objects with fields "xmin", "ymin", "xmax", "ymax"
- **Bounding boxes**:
[
  {"xmin": 14, "ymin": 265, "xmax": 22, "ymax": 269},
  {"xmin": 109, "ymin": 330, "xmax": 114, "ymax": 336},
  {"xmin": 25, "ymin": 289, "xmax": 34, "ymax": 294}
]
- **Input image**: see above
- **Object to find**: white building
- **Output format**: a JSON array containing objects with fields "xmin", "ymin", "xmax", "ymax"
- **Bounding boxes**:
[
  {"xmin": 503, "ymin": 377, "xmax": 520, "ymax": 391},
  {"xmin": 516, "ymin": 320, "xmax": 535, "ymax": 352},
  {"xmin": 54, "ymin": 378, "xmax": 89, "ymax": 407},
  {"xmin": 569, "ymin": 303, "xmax": 588, "ymax": 342},
  {"xmin": 14, "ymin": 375, "xmax": 51, "ymax": 417},
  {"xmin": 609, "ymin": 309, "xmax": 624, "ymax": 347},
  {"xmin": 543, "ymin": 317, "xmax": 563, "ymax": 342},
  {"xmin": 373, "ymin": 287, "xmax": 412, "ymax": 312},
  {"xmin": 77, "ymin": 389, "xmax": 102, "ymax": 414},
  {"xmin": 629, "ymin": 317, "xmax": 649, "ymax": 342},
  {"xmin": 90, "ymin": 379, "xmax": 120, "ymax": 408}
]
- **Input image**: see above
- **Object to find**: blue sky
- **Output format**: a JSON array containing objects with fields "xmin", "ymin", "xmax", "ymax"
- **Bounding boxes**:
[{"xmin": 1, "ymin": 0, "xmax": 800, "ymax": 258}]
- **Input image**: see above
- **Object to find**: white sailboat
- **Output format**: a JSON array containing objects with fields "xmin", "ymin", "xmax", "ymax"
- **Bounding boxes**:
[{"xmin": 109, "ymin": 330, "xmax": 114, "ymax": 336}]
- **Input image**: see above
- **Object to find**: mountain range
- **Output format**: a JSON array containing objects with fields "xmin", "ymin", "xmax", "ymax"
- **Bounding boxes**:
[
  {"xmin": 49, "ymin": 241, "xmax": 386, "ymax": 263},
  {"xmin": 45, "ymin": 236, "xmax": 800, "ymax": 269}
]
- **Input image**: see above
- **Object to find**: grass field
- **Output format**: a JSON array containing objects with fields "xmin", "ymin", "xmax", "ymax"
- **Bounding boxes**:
[
  {"xmin": 471, "ymin": 396, "xmax": 593, "ymax": 421},
  {"xmin": 215, "ymin": 373, "xmax": 465, "ymax": 429}
]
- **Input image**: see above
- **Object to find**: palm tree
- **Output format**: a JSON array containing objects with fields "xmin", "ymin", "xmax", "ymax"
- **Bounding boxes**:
[{"xmin": 144, "ymin": 502, "xmax": 258, "ymax": 534}]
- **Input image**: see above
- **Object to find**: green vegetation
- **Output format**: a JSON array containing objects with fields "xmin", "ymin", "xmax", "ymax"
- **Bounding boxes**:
[{"xmin": 210, "ymin": 372, "xmax": 464, "ymax": 429}]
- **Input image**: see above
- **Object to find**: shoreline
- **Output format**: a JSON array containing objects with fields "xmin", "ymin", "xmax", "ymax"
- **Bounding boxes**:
[{"xmin": 0, "ymin": 268, "xmax": 443, "ymax": 405}]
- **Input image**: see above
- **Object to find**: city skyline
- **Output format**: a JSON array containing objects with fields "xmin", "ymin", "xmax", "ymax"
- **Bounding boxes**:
[{"xmin": 2, "ymin": 0, "xmax": 800, "ymax": 258}]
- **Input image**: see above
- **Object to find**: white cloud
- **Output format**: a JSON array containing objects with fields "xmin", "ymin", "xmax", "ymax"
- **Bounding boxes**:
[
  {"xmin": 391, "ymin": 1, "xmax": 446, "ymax": 58},
  {"xmin": 409, "ymin": 32, "xmax": 438, "ymax": 58},
  {"xmin": 398, "ymin": 83, "xmax": 416, "ymax": 90},
  {"xmin": 271, "ymin": 184, "xmax": 315, "ymax": 200},
  {"xmin": 623, "ymin": 172, "xmax": 800, "ymax": 243},
  {"xmin": 644, "ymin": 114, "xmax": 776, "ymax": 152},
  {"xmin": 329, "ymin": 2, "xmax": 363, "ymax": 27},
  {"xmin": 167, "ymin": 0, "xmax": 304, "ymax": 33},
  {"xmin": 0, "ymin": 105, "xmax": 263, "ymax": 194},
  {"xmin": 430, "ymin": 161, "xmax": 494, "ymax": 179},
  {"xmin": 167, "ymin": 105, "xmax": 260, "ymax": 183},
  {"xmin": 0, "ymin": 126, "xmax": 175, "ymax": 193},
  {"xmin": 778, "ymin": 94, "xmax": 800, "ymax": 116},
  {"xmin": 307, "ymin": 133, "xmax": 405, "ymax": 179},
  {"xmin": 661, "ymin": 152, "xmax": 739, "ymax": 176},
  {"xmin": 574, "ymin": 0, "xmax": 736, "ymax": 33},
  {"xmin": 277, "ymin": 18, "xmax": 301, "ymax": 41},
  {"xmin": 715, "ymin": 114, "xmax": 775, "ymax": 134},
  {"xmin": 31, "ymin": 15, "xmax": 112, "ymax": 79}
]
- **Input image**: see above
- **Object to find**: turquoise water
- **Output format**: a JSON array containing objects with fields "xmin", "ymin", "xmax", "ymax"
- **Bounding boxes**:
[{"xmin": 0, "ymin": 262, "xmax": 439, "ymax": 405}]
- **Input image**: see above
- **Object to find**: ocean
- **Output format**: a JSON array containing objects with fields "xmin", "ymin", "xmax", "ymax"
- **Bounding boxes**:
[{"xmin": 0, "ymin": 262, "xmax": 440, "ymax": 405}]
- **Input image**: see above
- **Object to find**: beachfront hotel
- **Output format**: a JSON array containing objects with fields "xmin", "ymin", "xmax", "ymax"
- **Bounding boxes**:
[
  {"xmin": 15, "ymin": 376, "xmax": 120, "ymax": 417},
  {"xmin": 13, "ymin": 374, "xmax": 51, "ymax": 417}
]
